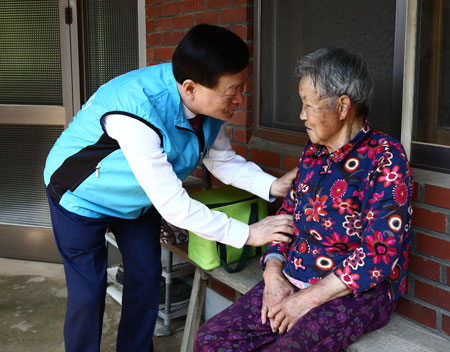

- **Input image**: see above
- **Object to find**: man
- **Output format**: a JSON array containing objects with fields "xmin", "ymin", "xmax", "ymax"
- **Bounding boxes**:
[{"xmin": 44, "ymin": 24, "xmax": 295, "ymax": 351}]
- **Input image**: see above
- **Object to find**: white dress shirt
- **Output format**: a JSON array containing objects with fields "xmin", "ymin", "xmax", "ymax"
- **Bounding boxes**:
[{"xmin": 103, "ymin": 109, "xmax": 276, "ymax": 248}]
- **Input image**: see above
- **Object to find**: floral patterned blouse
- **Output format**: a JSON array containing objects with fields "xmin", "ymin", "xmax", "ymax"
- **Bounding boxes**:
[{"xmin": 262, "ymin": 120, "xmax": 413, "ymax": 301}]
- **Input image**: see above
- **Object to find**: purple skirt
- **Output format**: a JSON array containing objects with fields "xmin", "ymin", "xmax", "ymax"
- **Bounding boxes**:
[{"xmin": 195, "ymin": 279, "xmax": 396, "ymax": 352}]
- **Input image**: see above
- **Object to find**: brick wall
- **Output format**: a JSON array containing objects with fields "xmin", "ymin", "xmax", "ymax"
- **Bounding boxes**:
[
  {"xmin": 145, "ymin": 0, "xmax": 450, "ymax": 339},
  {"xmin": 145, "ymin": 0, "xmax": 297, "ymax": 185},
  {"xmin": 396, "ymin": 182, "xmax": 450, "ymax": 337}
]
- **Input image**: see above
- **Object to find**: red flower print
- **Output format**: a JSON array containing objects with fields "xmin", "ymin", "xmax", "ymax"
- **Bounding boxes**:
[
  {"xmin": 332, "ymin": 197, "xmax": 358, "ymax": 215},
  {"xmin": 344, "ymin": 247, "xmax": 366, "ymax": 270},
  {"xmin": 321, "ymin": 216, "xmax": 335, "ymax": 231},
  {"xmin": 343, "ymin": 212, "xmax": 362, "ymax": 238},
  {"xmin": 393, "ymin": 183, "xmax": 408, "ymax": 206},
  {"xmin": 335, "ymin": 266, "xmax": 360, "ymax": 290},
  {"xmin": 305, "ymin": 194, "xmax": 328, "ymax": 222},
  {"xmin": 303, "ymin": 154, "xmax": 322, "ymax": 168},
  {"xmin": 400, "ymin": 277, "xmax": 407, "ymax": 294},
  {"xmin": 293, "ymin": 256, "xmax": 306, "ymax": 270},
  {"xmin": 368, "ymin": 191, "xmax": 384, "ymax": 204},
  {"xmin": 363, "ymin": 207, "xmax": 379, "ymax": 225},
  {"xmin": 296, "ymin": 239, "xmax": 310, "ymax": 254},
  {"xmin": 368, "ymin": 267, "xmax": 384, "ymax": 282},
  {"xmin": 323, "ymin": 232, "xmax": 359, "ymax": 254},
  {"xmin": 366, "ymin": 231, "xmax": 397, "ymax": 264},
  {"xmin": 353, "ymin": 189, "xmax": 365, "ymax": 201},
  {"xmin": 330, "ymin": 179, "xmax": 348, "ymax": 199},
  {"xmin": 311, "ymin": 246, "xmax": 322, "ymax": 257},
  {"xmin": 378, "ymin": 165, "xmax": 403, "ymax": 187},
  {"xmin": 304, "ymin": 171, "xmax": 314, "ymax": 183},
  {"xmin": 357, "ymin": 139, "xmax": 383, "ymax": 159},
  {"xmin": 307, "ymin": 277, "xmax": 321, "ymax": 285}
]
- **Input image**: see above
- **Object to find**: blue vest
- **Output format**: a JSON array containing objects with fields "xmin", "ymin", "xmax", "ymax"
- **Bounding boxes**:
[{"xmin": 44, "ymin": 63, "xmax": 222, "ymax": 219}]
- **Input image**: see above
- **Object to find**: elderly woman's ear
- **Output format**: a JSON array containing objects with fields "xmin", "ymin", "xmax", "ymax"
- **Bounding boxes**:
[{"xmin": 336, "ymin": 95, "xmax": 353, "ymax": 120}]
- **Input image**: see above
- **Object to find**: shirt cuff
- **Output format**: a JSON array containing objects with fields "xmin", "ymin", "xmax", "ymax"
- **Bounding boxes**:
[
  {"xmin": 220, "ymin": 218, "xmax": 249, "ymax": 248},
  {"xmin": 264, "ymin": 253, "xmax": 286, "ymax": 264},
  {"xmin": 250, "ymin": 172, "xmax": 277, "ymax": 202}
]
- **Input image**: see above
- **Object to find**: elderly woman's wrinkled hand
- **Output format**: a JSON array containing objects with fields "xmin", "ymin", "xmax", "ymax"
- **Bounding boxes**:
[
  {"xmin": 268, "ymin": 290, "xmax": 318, "ymax": 334},
  {"xmin": 261, "ymin": 261, "xmax": 294, "ymax": 329}
]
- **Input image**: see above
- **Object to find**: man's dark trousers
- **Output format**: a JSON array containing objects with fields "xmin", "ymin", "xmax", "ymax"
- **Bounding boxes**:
[{"xmin": 47, "ymin": 190, "xmax": 162, "ymax": 352}]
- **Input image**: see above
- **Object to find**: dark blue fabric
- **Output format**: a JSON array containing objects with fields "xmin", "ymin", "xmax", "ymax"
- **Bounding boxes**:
[{"xmin": 47, "ymin": 189, "xmax": 162, "ymax": 352}]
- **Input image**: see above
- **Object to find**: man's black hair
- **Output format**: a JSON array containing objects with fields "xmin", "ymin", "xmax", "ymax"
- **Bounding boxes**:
[{"xmin": 172, "ymin": 24, "xmax": 249, "ymax": 88}]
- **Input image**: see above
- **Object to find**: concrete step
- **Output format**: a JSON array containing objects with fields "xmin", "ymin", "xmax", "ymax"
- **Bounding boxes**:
[{"xmin": 348, "ymin": 313, "xmax": 449, "ymax": 352}]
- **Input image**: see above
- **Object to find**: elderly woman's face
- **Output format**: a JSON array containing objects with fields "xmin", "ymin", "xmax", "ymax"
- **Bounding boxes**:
[{"xmin": 299, "ymin": 77, "xmax": 344, "ymax": 151}]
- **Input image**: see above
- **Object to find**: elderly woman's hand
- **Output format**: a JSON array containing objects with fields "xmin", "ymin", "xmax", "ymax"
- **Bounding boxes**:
[
  {"xmin": 268, "ymin": 289, "xmax": 318, "ymax": 334},
  {"xmin": 269, "ymin": 273, "xmax": 352, "ymax": 334},
  {"xmin": 261, "ymin": 260, "xmax": 294, "ymax": 329}
]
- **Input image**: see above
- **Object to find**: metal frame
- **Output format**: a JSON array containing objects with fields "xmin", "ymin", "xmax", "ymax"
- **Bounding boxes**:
[{"xmin": 0, "ymin": 0, "xmax": 73, "ymax": 126}]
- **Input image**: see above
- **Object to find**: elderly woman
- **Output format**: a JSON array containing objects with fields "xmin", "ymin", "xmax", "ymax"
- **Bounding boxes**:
[{"xmin": 194, "ymin": 48, "xmax": 413, "ymax": 351}]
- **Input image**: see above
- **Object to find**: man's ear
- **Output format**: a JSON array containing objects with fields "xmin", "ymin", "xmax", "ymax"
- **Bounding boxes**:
[
  {"xmin": 180, "ymin": 79, "xmax": 196, "ymax": 100},
  {"xmin": 337, "ymin": 95, "xmax": 352, "ymax": 120}
]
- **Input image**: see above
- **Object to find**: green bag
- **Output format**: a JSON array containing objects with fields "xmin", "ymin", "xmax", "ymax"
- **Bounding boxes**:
[{"xmin": 188, "ymin": 185, "xmax": 268, "ymax": 273}]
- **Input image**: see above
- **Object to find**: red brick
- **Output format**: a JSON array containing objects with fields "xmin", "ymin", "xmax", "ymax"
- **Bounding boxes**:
[
  {"xmin": 184, "ymin": 0, "xmax": 205, "ymax": 12},
  {"xmin": 147, "ymin": 33, "xmax": 163, "ymax": 46},
  {"xmin": 146, "ymin": 48, "xmax": 155, "ymax": 61},
  {"xmin": 220, "ymin": 7, "xmax": 251, "ymax": 23},
  {"xmin": 163, "ymin": 31, "xmax": 183, "ymax": 45},
  {"xmin": 283, "ymin": 155, "xmax": 299, "ymax": 170},
  {"xmin": 146, "ymin": 20, "xmax": 155, "ymax": 32},
  {"xmin": 174, "ymin": 14, "xmax": 195, "ymax": 29},
  {"xmin": 208, "ymin": 0, "xmax": 233, "ymax": 8},
  {"xmin": 155, "ymin": 47, "xmax": 174, "ymax": 60},
  {"xmin": 408, "ymin": 254, "xmax": 441, "ymax": 282},
  {"xmin": 412, "ymin": 182, "xmax": 419, "ymax": 201},
  {"xmin": 250, "ymin": 148, "xmax": 280, "ymax": 169},
  {"xmin": 164, "ymin": 2, "xmax": 183, "ymax": 16},
  {"xmin": 425, "ymin": 184, "xmax": 450, "ymax": 210},
  {"xmin": 231, "ymin": 144, "xmax": 247, "ymax": 158},
  {"xmin": 209, "ymin": 277, "xmax": 235, "ymax": 301},
  {"xmin": 230, "ymin": 111, "xmax": 251, "ymax": 126},
  {"xmin": 414, "ymin": 279, "xmax": 450, "ymax": 311},
  {"xmin": 233, "ymin": 128, "xmax": 251, "ymax": 144},
  {"xmin": 447, "ymin": 267, "xmax": 450, "ymax": 285},
  {"xmin": 196, "ymin": 10, "xmax": 219, "ymax": 25},
  {"xmin": 225, "ymin": 125, "xmax": 232, "ymax": 139},
  {"xmin": 154, "ymin": 17, "xmax": 173, "ymax": 30},
  {"xmin": 234, "ymin": 0, "xmax": 251, "ymax": 4},
  {"xmin": 238, "ymin": 95, "xmax": 252, "ymax": 110},
  {"xmin": 416, "ymin": 232, "xmax": 450, "ymax": 261},
  {"xmin": 443, "ymin": 313, "xmax": 450, "ymax": 337},
  {"xmin": 412, "ymin": 206, "xmax": 446, "ymax": 233},
  {"xmin": 147, "ymin": 4, "xmax": 163, "ymax": 17},
  {"xmin": 395, "ymin": 297, "xmax": 437, "ymax": 328},
  {"xmin": 234, "ymin": 24, "xmax": 252, "ymax": 39}
]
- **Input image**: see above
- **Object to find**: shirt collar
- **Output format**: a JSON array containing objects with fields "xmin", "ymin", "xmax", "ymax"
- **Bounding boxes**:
[
  {"xmin": 182, "ymin": 104, "xmax": 197, "ymax": 119},
  {"xmin": 307, "ymin": 120, "xmax": 373, "ymax": 162}
]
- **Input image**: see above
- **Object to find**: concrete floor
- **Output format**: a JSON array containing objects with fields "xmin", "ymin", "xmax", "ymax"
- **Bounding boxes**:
[{"xmin": 0, "ymin": 258, "xmax": 183, "ymax": 352}]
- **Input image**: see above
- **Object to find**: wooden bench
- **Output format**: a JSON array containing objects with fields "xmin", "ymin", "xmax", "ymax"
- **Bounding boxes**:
[
  {"xmin": 161, "ymin": 242, "xmax": 263, "ymax": 352},
  {"xmin": 163, "ymin": 242, "xmax": 449, "ymax": 352}
]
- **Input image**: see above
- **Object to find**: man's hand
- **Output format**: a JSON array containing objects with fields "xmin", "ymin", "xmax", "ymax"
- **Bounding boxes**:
[
  {"xmin": 246, "ymin": 214, "xmax": 293, "ymax": 246},
  {"xmin": 269, "ymin": 167, "xmax": 298, "ymax": 198},
  {"xmin": 261, "ymin": 261, "xmax": 294, "ymax": 328}
]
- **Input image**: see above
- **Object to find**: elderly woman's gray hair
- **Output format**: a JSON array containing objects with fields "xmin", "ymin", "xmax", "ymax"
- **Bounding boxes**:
[{"xmin": 296, "ymin": 48, "xmax": 374, "ymax": 118}]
